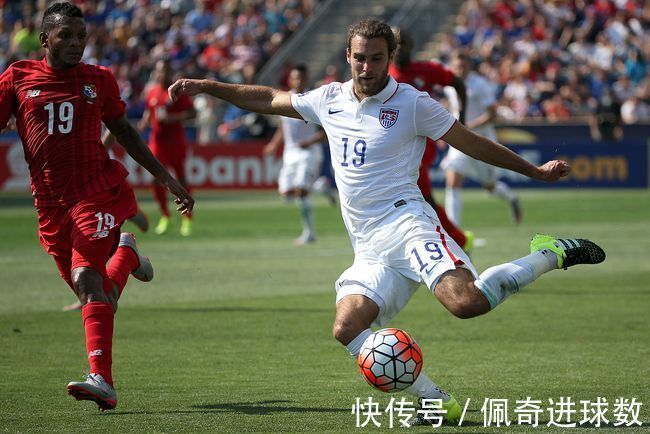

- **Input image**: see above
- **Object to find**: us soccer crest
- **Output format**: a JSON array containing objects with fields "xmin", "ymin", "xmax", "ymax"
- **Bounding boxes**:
[
  {"xmin": 379, "ymin": 107, "xmax": 399, "ymax": 129},
  {"xmin": 82, "ymin": 84, "xmax": 97, "ymax": 100}
]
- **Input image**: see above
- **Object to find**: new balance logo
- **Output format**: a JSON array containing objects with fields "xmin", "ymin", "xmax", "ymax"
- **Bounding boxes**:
[
  {"xmin": 328, "ymin": 108, "xmax": 343, "ymax": 115},
  {"xmin": 24, "ymin": 89, "xmax": 41, "ymax": 99},
  {"xmin": 88, "ymin": 349, "xmax": 103, "ymax": 358},
  {"xmin": 91, "ymin": 230, "xmax": 110, "ymax": 239}
]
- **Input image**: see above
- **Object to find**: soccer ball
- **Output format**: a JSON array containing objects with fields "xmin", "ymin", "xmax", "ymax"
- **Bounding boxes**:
[{"xmin": 358, "ymin": 328, "xmax": 423, "ymax": 393}]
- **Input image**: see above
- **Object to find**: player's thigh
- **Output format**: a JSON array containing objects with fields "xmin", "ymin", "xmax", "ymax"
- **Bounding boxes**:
[
  {"xmin": 69, "ymin": 180, "xmax": 137, "ymax": 272},
  {"xmin": 335, "ymin": 260, "xmax": 420, "ymax": 328},
  {"xmin": 287, "ymin": 158, "xmax": 320, "ymax": 193},
  {"xmin": 472, "ymin": 160, "xmax": 498, "ymax": 186},
  {"xmin": 442, "ymin": 149, "xmax": 476, "ymax": 181},
  {"xmin": 37, "ymin": 206, "xmax": 74, "ymax": 287},
  {"xmin": 170, "ymin": 146, "xmax": 188, "ymax": 181},
  {"xmin": 392, "ymin": 209, "xmax": 478, "ymax": 292},
  {"xmin": 278, "ymin": 161, "xmax": 299, "ymax": 194}
]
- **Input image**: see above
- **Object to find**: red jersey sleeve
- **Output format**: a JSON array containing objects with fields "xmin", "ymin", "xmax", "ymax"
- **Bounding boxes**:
[
  {"xmin": 423, "ymin": 62, "xmax": 455, "ymax": 88},
  {"xmin": 0, "ymin": 66, "xmax": 16, "ymax": 130},
  {"xmin": 176, "ymin": 94, "xmax": 194, "ymax": 112},
  {"xmin": 100, "ymin": 67, "xmax": 126, "ymax": 121}
]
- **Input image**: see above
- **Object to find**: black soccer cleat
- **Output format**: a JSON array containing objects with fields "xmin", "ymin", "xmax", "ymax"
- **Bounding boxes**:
[{"xmin": 530, "ymin": 234, "xmax": 606, "ymax": 270}]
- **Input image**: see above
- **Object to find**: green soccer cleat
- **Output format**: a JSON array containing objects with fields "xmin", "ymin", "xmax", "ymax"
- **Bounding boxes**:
[
  {"xmin": 462, "ymin": 230, "xmax": 474, "ymax": 255},
  {"xmin": 411, "ymin": 395, "xmax": 462, "ymax": 426},
  {"xmin": 154, "ymin": 216, "xmax": 169, "ymax": 235},
  {"xmin": 530, "ymin": 234, "xmax": 606, "ymax": 270},
  {"xmin": 180, "ymin": 216, "xmax": 192, "ymax": 237}
]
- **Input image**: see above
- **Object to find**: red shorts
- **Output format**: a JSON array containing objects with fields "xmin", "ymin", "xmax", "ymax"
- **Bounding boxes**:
[
  {"xmin": 37, "ymin": 179, "xmax": 137, "ymax": 289},
  {"xmin": 151, "ymin": 143, "xmax": 187, "ymax": 181}
]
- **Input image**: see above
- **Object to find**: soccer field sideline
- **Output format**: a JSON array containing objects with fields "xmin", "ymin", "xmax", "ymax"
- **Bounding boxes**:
[{"xmin": 0, "ymin": 189, "xmax": 648, "ymax": 432}]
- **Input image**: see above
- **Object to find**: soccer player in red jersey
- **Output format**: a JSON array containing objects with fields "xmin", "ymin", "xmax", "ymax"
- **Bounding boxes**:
[
  {"xmin": 139, "ymin": 58, "xmax": 196, "ymax": 236},
  {"xmin": 0, "ymin": 2, "xmax": 193, "ymax": 410},
  {"xmin": 388, "ymin": 28, "xmax": 473, "ymax": 252}
]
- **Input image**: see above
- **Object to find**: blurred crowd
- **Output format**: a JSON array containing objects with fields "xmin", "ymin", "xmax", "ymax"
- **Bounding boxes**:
[
  {"xmin": 438, "ymin": 0, "xmax": 649, "ymax": 125},
  {"xmin": 1, "ymin": 0, "xmax": 647, "ymax": 142},
  {"xmin": 0, "ymin": 0, "xmax": 318, "ymax": 125}
]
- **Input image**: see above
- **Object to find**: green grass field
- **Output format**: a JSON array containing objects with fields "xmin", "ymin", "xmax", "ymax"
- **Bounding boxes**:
[{"xmin": 1, "ymin": 189, "xmax": 648, "ymax": 432}]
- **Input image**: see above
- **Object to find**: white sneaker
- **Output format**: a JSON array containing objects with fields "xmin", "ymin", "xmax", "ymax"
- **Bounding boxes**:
[
  {"xmin": 67, "ymin": 373, "xmax": 117, "ymax": 411},
  {"xmin": 293, "ymin": 233, "xmax": 316, "ymax": 246},
  {"xmin": 118, "ymin": 232, "xmax": 154, "ymax": 282}
]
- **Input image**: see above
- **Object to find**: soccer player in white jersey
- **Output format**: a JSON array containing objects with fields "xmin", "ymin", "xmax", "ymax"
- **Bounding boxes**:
[
  {"xmin": 168, "ymin": 19, "xmax": 605, "ymax": 426},
  {"xmin": 264, "ymin": 65, "xmax": 329, "ymax": 245},
  {"xmin": 441, "ymin": 52, "xmax": 522, "ymax": 225}
]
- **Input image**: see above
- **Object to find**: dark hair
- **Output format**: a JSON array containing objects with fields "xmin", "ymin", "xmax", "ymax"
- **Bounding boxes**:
[
  {"xmin": 291, "ymin": 64, "xmax": 308, "ymax": 75},
  {"xmin": 347, "ymin": 19, "xmax": 396, "ymax": 53},
  {"xmin": 41, "ymin": 2, "xmax": 83, "ymax": 33}
]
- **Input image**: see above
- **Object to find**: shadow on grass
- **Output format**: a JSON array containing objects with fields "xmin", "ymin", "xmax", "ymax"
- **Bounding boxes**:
[
  {"xmin": 149, "ymin": 306, "xmax": 331, "ymax": 314},
  {"xmin": 191, "ymin": 400, "xmax": 348, "ymax": 415},
  {"xmin": 103, "ymin": 400, "xmax": 348, "ymax": 416}
]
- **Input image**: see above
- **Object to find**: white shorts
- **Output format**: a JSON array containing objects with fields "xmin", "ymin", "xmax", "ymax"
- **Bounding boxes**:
[
  {"xmin": 335, "ymin": 200, "xmax": 477, "ymax": 327},
  {"xmin": 278, "ymin": 155, "xmax": 322, "ymax": 194},
  {"xmin": 441, "ymin": 147, "xmax": 497, "ymax": 185}
]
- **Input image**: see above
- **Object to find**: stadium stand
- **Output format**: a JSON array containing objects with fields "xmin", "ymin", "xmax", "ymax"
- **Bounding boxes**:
[{"xmin": 0, "ymin": 0, "xmax": 647, "ymax": 129}]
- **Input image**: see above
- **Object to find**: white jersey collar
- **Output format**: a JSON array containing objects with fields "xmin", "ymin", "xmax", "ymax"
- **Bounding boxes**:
[{"xmin": 342, "ymin": 76, "xmax": 399, "ymax": 104}]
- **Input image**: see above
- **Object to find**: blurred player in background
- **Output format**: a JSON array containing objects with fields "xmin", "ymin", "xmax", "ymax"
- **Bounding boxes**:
[
  {"xmin": 442, "ymin": 53, "xmax": 521, "ymax": 226},
  {"xmin": 139, "ymin": 58, "xmax": 196, "ymax": 236},
  {"xmin": 389, "ymin": 27, "xmax": 473, "ymax": 252},
  {"xmin": 0, "ymin": 2, "xmax": 193, "ymax": 410},
  {"xmin": 169, "ymin": 18, "xmax": 604, "ymax": 426},
  {"xmin": 263, "ymin": 64, "xmax": 333, "ymax": 245}
]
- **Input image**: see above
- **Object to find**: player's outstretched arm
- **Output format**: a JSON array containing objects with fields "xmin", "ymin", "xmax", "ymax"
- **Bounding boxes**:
[
  {"xmin": 168, "ymin": 78, "xmax": 302, "ymax": 120},
  {"xmin": 104, "ymin": 115, "xmax": 194, "ymax": 214},
  {"xmin": 441, "ymin": 121, "xmax": 571, "ymax": 182}
]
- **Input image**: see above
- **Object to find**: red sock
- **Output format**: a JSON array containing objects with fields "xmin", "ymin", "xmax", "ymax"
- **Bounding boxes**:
[
  {"xmin": 153, "ymin": 184, "xmax": 169, "ymax": 217},
  {"xmin": 107, "ymin": 246, "xmax": 139, "ymax": 298},
  {"xmin": 434, "ymin": 204, "xmax": 467, "ymax": 248},
  {"xmin": 82, "ymin": 302, "xmax": 114, "ymax": 387}
]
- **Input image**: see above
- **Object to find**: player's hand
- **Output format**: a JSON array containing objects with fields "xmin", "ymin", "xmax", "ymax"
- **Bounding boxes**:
[
  {"xmin": 537, "ymin": 160, "xmax": 571, "ymax": 182},
  {"xmin": 159, "ymin": 175, "xmax": 194, "ymax": 214},
  {"xmin": 263, "ymin": 143, "xmax": 276, "ymax": 155},
  {"xmin": 168, "ymin": 79, "xmax": 202, "ymax": 102}
]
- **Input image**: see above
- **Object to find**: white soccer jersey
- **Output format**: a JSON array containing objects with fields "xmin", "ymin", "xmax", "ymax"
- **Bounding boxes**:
[
  {"xmin": 465, "ymin": 71, "xmax": 497, "ymax": 140},
  {"xmin": 291, "ymin": 76, "xmax": 456, "ymax": 241},
  {"xmin": 280, "ymin": 115, "xmax": 323, "ymax": 164}
]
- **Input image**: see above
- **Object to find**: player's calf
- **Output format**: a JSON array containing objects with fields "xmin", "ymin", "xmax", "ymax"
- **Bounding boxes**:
[{"xmin": 434, "ymin": 269, "xmax": 490, "ymax": 319}]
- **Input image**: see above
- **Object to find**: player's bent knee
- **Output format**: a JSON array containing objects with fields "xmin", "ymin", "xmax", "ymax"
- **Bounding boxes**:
[
  {"xmin": 435, "ymin": 271, "xmax": 490, "ymax": 319},
  {"xmin": 71, "ymin": 267, "xmax": 109, "ymax": 304},
  {"xmin": 332, "ymin": 295, "xmax": 379, "ymax": 345}
]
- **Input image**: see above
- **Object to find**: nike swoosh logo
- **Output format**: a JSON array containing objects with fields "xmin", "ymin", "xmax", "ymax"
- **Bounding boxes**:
[{"xmin": 328, "ymin": 108, "xmax": 343, "ymax": 114}]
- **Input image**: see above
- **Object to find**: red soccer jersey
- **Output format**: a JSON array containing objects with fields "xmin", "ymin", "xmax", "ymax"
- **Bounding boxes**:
[
  {"xmin": 389, "ymin": 61, "xmax": 455, "ymax": 92},
  {"xmin": 145, "ymin": 83, "xmax": 193, "ymax": 153},
  {"xmin": 0, "ymin": 59, "xmax": 128, "ymax": 207},
  {"xmin": 390, "ymin": 61, "xmax": 456, "ymax": 169}
]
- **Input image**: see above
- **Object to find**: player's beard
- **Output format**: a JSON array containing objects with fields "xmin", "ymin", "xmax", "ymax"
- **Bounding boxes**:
[{"xmin": 355, "ymin": 63, "xmax": 390, "ymax": 99}]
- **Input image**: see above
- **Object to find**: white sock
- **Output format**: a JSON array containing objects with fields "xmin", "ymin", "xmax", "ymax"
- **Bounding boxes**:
[
  {"xmin": 445, "ymin": 187, "xmax": 462, "ymax": 225},
  {"xmin": 474, "ymin": 250, "xmax": 559, "ymax": 309},
  {"xmin": 346, "ymin": 328, "xmax": 372, "ymax": 356},
  {"xmin": 491, "ymin": 180, "xmax": 517, "ymax": 202},
  {"xmin": 405, "ymin": 373, "xmax": 450, "ymax": 401},
  {"xmin": 296, "ymin": 196, "xmax": 314, "ymax": 237}
]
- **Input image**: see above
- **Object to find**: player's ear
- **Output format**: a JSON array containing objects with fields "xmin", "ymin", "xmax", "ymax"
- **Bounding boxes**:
[
  {"xmin": 346, "ymin": 48, "xmax": 351, "ymax": 65},
  {"xmin": 40, "ymin": 32, "xmax": 49, "ymax": 49}
]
